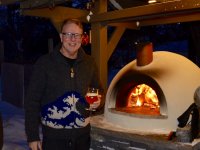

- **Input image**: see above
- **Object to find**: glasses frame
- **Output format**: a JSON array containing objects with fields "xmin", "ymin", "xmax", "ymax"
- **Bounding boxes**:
[{"xmin": 62, "ymin": 32, "xmax": 83, "ymax": 40}]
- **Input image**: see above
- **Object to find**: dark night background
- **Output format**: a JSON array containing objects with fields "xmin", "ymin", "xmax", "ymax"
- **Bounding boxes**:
[
  {"xmin": 0, "ymin": 2, "xmax": 200, "ymax": 149},
  {"xmin": 0, "ymin": 2, "xmax": 200, "ymax": 75}
]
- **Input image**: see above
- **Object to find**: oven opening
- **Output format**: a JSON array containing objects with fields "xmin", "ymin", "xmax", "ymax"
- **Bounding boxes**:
[
  {"xmin": 113, "ymin": 73, "xmax": 167, "ymax": 118},
  {"xmin": 118, "ymin": 83, "xmax": 160, "ymax": 116}
]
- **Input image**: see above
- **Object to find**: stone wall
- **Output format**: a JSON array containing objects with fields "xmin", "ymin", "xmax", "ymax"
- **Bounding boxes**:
[
  {"xmin": 90, "ymin": 126, "xmax": 200, "ymax": 150},
  {"xmin": 90, "ymin": 115, "xmax": 200, "ymax": 150}
]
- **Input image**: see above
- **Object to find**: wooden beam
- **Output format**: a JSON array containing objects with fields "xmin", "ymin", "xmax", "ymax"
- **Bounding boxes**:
[
  {"xmin": 50, "ymin": 20, "xmax": 63, "ymax": 33},
  {"xmin": 22, "ymin": 6, "xmax": 89, "ymax": 32},
  {"xmin": 91, "ymin": 0, "xmax": 200, "ymax": 23},
  {"xmin": 22, "ymin": 6, "xmax": 88, "ymax": 21},
  {"xmin": 135, "ymin": 12, "xmax": 200, "ymax": 26},
  {"xmin": 107, "ymin": 22, "xmax": 139, "ymax": 30},
  {"xmin": 108, "ymin": 11, "xmax": 200, "ymax": 28},
  {"xmin": 91, "ymin": 0, "xmax": 108, "ymax": 90},
  {"xmin": 107, "ymin": 27, "xmax": 126, "ymax": 59}
]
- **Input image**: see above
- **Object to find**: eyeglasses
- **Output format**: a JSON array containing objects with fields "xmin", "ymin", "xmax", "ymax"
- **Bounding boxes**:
[{"xmin": 62, "ymin": 32, "xmax": 82, "ymax": 40}]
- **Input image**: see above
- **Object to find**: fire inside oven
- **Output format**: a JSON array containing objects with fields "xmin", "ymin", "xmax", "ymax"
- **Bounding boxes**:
[{"xmin": 115, "ymin": 73, "xmax": 166, "ymax": 117}]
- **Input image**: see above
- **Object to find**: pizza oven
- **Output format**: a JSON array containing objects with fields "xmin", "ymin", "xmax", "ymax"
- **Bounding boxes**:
[{"xmin": 104, "ymin": 43, "xmax": 200, "ymax": 133}]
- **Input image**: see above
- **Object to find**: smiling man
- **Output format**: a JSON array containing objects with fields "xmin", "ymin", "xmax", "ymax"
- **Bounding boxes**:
[
  {"xmin": 60, "ymin": 19, "xmax": 83, "ymax": 59},
  {"xmin": 25, "ymin": 18, "xmax": 102, "ymax": 150}
]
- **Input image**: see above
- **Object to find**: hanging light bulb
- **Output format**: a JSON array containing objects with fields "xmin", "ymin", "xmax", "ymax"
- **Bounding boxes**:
[
  {"xmin": 136, "ymin": 21, "xmax": 140, "ymax": 27},
  {"xmin": 148, "ymin": 0, "xmax": 157, "ymax": 3},
  {"xmin": 86, "ymin": 0, "xmax": 95, "ymax": 22},
  {"xmin": 86, "ymin": 11, "xmax": 93, "ymax": 22}
]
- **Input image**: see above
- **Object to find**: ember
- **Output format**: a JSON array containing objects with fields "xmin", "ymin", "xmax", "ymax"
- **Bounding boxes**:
[{"xmin": 127, "ymin": 84, "xmax": 159, "ymax": 109}]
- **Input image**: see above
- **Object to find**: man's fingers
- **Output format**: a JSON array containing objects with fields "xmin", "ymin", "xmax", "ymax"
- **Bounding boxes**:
[{"xmin": 90, "ymin": 99, "xmax": 100, "ymax": 109}]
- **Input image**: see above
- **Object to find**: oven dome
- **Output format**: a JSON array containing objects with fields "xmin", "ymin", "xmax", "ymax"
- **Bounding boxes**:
[{"xmin": 105, "ymin": 51, "xmax": 200, "ymax": 133}]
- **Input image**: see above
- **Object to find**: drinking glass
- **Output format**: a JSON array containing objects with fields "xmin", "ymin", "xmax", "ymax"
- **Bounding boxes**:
[{"xmin": 85, "ymin": 87, "xmax": 99, "ymax": 111}]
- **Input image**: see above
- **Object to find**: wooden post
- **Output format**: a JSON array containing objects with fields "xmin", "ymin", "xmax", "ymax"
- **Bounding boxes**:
[{"xmin": 91, "ymin": 0, "xmax": 108, "ymax": 91}]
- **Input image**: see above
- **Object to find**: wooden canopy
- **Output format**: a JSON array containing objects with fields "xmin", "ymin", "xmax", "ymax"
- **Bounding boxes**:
[{"xmin": 7, "ymin": 0, "xmax": 200, "ymax": 90}]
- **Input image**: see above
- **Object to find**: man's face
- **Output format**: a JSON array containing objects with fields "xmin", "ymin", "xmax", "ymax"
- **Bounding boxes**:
[{"xmin": 60, "ymin": 23, "xmax": 83, "ymax": 57}]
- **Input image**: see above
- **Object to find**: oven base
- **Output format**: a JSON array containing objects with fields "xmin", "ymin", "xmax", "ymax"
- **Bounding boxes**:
[{"xmin": 90, "ymin": 115, "xmax": 200, "ymax": 150}]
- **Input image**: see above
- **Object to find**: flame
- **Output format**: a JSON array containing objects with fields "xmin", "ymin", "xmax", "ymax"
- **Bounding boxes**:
[
  {"xmin": 127, "ymin": 84, "xmax": 159, "ymax": 108},
  {"xmin": 136, "ymin": 97, "xmax": 142, "ymax": 106}
]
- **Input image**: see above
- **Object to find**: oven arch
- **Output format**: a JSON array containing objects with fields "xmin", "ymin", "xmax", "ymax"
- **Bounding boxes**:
[{"xmin": 113, "ymin": 73, "xmax": 167, "ymax": 118}]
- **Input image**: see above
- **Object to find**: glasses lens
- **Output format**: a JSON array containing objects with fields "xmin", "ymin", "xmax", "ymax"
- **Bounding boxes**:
[
  {"xmin": 62, "ymin": 33, "xmax": 82, "ymax": 39},
  {"xmin": 74, "ymin": 34, "xmax": 82, "ymax": 39}
]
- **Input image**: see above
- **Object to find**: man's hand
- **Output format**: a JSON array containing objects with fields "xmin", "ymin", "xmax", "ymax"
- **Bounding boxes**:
[{"xmin": 28, "ymin": 141, "xmax": 42, "ymax": 150}]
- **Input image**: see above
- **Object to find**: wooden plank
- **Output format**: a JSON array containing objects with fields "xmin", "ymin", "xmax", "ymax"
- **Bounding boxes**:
[
  {"xmin": 107, "ymin": 22, "xmax": 139, "ymax": 29},
  {"xmin": 91, "ymin": 0, "xmax": 200, "ymax": 23},
  {"xmin": 108, "ymin": 11, "xmax": 200, "ymax": 28},
  {"xmin": 22, "ymin": 6, "xmax": 88, "ymax": 21},
  {"xmin": 22, "ymin": 6, "xmax": 89, "ymax": 32},
  {"xmin": 136, "ymin": 12, "xmax": 200, "ymax": 26}
]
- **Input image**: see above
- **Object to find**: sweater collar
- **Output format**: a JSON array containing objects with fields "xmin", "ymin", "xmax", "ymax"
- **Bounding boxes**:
[{"xmin": 53, "ymin": 47, "xmax": 86, "ymax": 64}]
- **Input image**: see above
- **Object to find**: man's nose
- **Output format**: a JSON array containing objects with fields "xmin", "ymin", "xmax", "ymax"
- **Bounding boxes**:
[{"xmin": 70, "ymin": 35, "xmax": 76, "ymax": 41}]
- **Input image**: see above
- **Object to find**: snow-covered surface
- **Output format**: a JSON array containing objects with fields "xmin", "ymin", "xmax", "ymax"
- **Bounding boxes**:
[
  {"xmin": 1, "ymin": 100, "xmax": 200, "ymax": 149},
  {"xmin": 0, "ymin": 101, "xmax": 28, "ymax": 150}
]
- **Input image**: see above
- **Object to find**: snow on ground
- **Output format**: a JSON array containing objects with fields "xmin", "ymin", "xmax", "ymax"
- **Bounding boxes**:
[{"xmin": 0, "ymin": 101, "xmax": 28, "ymax": 150}]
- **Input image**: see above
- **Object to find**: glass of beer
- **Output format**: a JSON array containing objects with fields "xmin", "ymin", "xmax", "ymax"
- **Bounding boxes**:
[{"xmin": 85, "ymin": 87, "xmax": 99, "ymax": 111}]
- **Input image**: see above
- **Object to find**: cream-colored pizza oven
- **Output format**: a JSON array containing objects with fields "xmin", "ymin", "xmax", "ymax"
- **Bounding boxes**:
[{"xmin": 105, "ymin": 44, "xmax": 200, "ymax": 133}]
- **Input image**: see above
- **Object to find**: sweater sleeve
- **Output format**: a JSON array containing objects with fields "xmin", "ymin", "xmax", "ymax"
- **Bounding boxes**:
[{"xmin": 24, "ymin": 59, "xmax": 46, "ymax": 142}]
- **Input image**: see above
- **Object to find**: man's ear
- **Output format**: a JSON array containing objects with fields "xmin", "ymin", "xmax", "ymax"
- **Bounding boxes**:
[{"xmin": 60, "ymin": 33, "xmax": 64, "ymax": 43}]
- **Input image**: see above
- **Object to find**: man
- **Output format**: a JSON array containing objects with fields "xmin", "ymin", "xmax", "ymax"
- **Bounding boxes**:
[{"xmin": 25, "ymin": 18, "xmax": 102, "ymax": 150}]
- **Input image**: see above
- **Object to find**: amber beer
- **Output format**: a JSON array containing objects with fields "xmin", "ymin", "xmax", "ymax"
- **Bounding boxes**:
[
  {"xmin": 85, "ymin": 88, "xmax": 99, "ymax": 104},
  {"xmin": 85, "ymin": 92, "xmax": 98, "ymax": 104}
]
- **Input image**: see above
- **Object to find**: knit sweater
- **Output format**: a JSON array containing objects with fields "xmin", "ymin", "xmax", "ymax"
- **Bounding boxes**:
[{"xmin": 25, "ymin": 48, "xmax": 101, "ymax": 142}]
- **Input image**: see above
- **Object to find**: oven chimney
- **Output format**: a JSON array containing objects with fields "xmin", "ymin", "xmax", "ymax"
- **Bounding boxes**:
[{"xmin": 136, "ymin": 42, "xmax": 153, "ymax": 66}]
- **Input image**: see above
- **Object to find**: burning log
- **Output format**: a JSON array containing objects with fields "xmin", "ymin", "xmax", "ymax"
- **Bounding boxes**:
[{"xmin": 127, "ymin": 84, "xmax": 159, "ymax": 109}]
